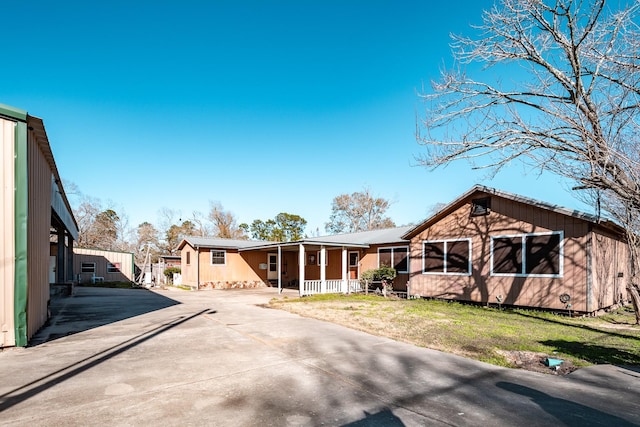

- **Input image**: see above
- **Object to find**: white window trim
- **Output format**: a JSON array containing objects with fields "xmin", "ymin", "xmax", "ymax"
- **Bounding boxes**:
[
  {"xmin": 348, "ymin": 251, "xmax": 359, "ymax": 267},
  {"xmin": 377, "ymin": 246, "xmax": 409, "ymax": 274},
  {"xmin": 316, "ymin": 251, "xmax": 328, "ymax": 266},
  {"xmin": 421, "ymin": 238, "xmax": 472, "ymax": 276},
  {"xmin": 490, "ymin": 231, "xmax": 564, "ymax": 278},
  {"xmin": 210, "ymin": 250, "xmax": 226, "ymax": 266},
  {"xmin": 106, "ymin": 262, "xmax": 120, "ymax": 273}
]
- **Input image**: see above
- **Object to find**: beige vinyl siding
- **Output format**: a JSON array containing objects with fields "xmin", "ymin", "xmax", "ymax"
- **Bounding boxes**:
[
  {"xmin": 0, "ymin": 118, "xmax": 16, "ymax": 347},
  {"xmin": 74, "ymin": 248, "xmax": 135, "ymax": 283},
  {"xmin": 26, "ymin": 127, "xmax": 53, "ymax": 340}
]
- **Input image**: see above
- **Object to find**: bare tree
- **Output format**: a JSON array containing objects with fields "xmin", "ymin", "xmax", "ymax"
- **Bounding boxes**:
[
  {"xmin": 189, "ymin": 210, "xmax": 212, "ymax": 237},
  {"xmin": 417, "ymin": 0, "xmax": 640, "ymax": 321},
  {"xmin": 326, "ymin": 188, "xmax": 395, "ymax": 234},
  {"xmin": 208, "ymin": 202, "xmax": 246, "ymax": 239}
]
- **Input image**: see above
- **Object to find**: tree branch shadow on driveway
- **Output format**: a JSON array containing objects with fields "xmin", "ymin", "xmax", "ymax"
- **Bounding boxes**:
[{"xmin": 496, "ymin": 382, "xmax": 638, "ymax": 427}]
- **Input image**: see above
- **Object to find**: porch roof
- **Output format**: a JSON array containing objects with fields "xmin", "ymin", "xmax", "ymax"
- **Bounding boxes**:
[
  {"xmin": 239, "ymin": 226, "xmax": 413, "ymax": 252},
  {"xmin": 177, "ymin": 236, "xmax": 276, "ymax": 251}
]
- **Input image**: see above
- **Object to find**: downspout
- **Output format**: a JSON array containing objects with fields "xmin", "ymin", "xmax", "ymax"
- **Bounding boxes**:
[{"xmin": 14, "ymin": 120, "xmax": 28, "ymax": 347}]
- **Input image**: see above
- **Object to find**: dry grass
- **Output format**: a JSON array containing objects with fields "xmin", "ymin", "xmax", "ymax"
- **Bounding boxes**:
[{"xmin": 269, "ymin": 294, "xmax": 640, "ymax": 374}]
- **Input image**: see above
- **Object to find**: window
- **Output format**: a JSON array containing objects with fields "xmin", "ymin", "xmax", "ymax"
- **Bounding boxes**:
[
  {"xmin": 491, "ymin": 231, "xmax": 562, "ymax": 277},
  {"xmin": 81, "ymin": 262, "xmax": 95, "ymax": 273},
  {"xmin": 422, "ymin": 239, "xmax": 471, "ymax": 275},
  {"xmin": 349, "ymin": 252, "xmax": 359, "ymax": 267},
  {"xmin": 107, "ymin": 262, "xmax": 120, "ymax": 273},
  {"xmin": 211, "ymin": 250, "xmax": 226, "ymax": 265},
  {"xmin": 378, "ymin": 247, "xmax": 408, "ymax": 273},
  {"xmin": 186, "ymin": 252, "xmax": 190, "ymax": 265},
  {"xmin": 316, "ymin": 251, "xmax": 328, "ymax": 266}
]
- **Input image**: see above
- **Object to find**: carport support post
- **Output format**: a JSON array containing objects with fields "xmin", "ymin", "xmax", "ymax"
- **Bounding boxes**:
[
  {"xmin": 298, "ymin": 244, "xmax": 305, "ymax": 296},
  {"xmin": 56, "ymin": 228, "xmax": 65, "ymax": 283}
]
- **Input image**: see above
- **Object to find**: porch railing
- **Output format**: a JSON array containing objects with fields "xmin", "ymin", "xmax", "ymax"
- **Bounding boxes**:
[{"xmin": 301, "ymin": 279, "xmax": 363, "ymax": 296}]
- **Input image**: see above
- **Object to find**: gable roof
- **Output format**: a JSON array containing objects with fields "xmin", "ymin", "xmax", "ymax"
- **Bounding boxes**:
[
  {"xmin": 177, "ymin": 236, "xmax": 275, "ymax": 251},
  {"xmin": 403, "ymin": 185, "xmax": 621, "ymax": 239}
]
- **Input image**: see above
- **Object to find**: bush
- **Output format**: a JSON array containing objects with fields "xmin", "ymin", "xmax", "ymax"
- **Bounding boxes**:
[
  {"xmin": 361, "ymin": 266, "xmax": 396, "ymax": 296},
  {"xmin": 164, "ymin": 267, "xmax": 181, "ymax": 284}
]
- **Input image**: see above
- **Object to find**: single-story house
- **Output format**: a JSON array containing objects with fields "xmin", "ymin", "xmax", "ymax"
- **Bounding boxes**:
[
  {"xmin": 1, "ymin": 104, "xmax": 78, "ymax": 347},
  {"xmin": 403, "ymin": 185, "xmax": 629, "ymax": 314},
  {"xmin": 177, "ymin": 226, "xmax": 413, "ymax": 293},
  {"xmin": 177, "ymin": 185, "xmax": 630, "ymax": 315},
  {"xmin": 74, "ymin": 248, "xmax": 135, "ymax": 284}
]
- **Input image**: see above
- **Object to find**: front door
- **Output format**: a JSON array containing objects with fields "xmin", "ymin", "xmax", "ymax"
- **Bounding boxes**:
[{"xmin": 267, "ymin": 253, "xmax": 278, "ymax": 281}]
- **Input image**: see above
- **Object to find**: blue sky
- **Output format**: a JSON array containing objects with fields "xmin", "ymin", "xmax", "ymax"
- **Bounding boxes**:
[{"xmin": 1, "ymin": 1, "xmax": 594, "ymax": 235}]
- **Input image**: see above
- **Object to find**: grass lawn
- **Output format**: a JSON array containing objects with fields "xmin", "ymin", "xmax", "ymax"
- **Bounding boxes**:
[{"xmin": 269, "ymin": 294, "xmax": 640, "ymax": 374}]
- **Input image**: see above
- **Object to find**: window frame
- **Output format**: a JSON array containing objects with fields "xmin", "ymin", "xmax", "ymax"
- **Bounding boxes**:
[
  {"xmin": 81, "ymin": 262, "xmax": 96, "ymax": 273},
  {"xmin": 210, "ymin": 250, "xmax": 226, "ymax": 266},
  {"xmin": 316, "ymin": 251, "xmax": 328, "ymax": 266},
  {"xmin": 106, "ymin": 262, "xmax": 120, "ymax": 273},
  {"xmin": 186, "ymin": 251, "xmax": 191, "ymax": 265},
  {"xmin": 377, "ymin": 246, "xmax": 409, "ymax": 274},
  {"xmin": 421, "ymin": 238, "xmax": 472, "ymax": 276},
  {"xmin": 490, "ymin": 231, "xmax": 563, "ymax": 278}
]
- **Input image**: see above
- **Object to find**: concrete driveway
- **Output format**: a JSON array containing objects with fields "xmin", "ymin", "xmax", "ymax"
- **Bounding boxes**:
[{"xmin": 0, "ymin": 287, "xmax": 638, "ymax": 426}]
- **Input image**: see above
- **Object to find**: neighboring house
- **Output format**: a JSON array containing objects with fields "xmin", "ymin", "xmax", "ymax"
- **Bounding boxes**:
[
  {"xmin": 403, "ymin": 185, "xmax": 629, "ymax": 314},
  {"xmin": 74, "ymin": 248, "xmax": 135, "ymax": 283},
  {"xmin": 0, "ymin": 104, "xmax": 78, "ymax": 347},
  {"xmin": 177, "ymin": 226, "xmax": 413, "ymax": 293},
  {"xmin": 154, "ymin": 255, "xmax": 182, "ymax": 285}
]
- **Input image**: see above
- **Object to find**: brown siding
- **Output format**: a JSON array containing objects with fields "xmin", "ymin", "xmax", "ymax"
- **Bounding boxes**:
[
  {"xmin": 181, "ymin": 245, "xmax": 197, "ymax": 287},
  {"xmin": 0, "ymin": 118, "xmax": 16, "ymax": 347},
  {"xmin": 27, "ymin": 128, "xmax": 53, "ymax": 339},
  {"xmin": 591, "ymin": 228, "xmax": 629, "ymax": 311},
  {"xmin": 409, "ymin": 196, "xmax": 592, "ymax": 311}
]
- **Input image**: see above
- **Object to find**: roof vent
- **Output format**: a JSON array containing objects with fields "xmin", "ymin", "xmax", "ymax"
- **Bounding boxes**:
[{"xmin": 471, "ymin": 197, "xmax": 491, "ymax": 216}]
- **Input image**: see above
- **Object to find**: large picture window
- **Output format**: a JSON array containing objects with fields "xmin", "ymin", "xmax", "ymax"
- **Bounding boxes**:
[
  {"xmin": 378, "ymin": 247, "xmax": 408, "ymax": 273},
  {"xmin": 491, "ymin": 231, "xmax": 562, "ymax": 277},
  {"xmin": 422, "ymin": 239, "xmax": 471, "ymax": 275},
  {"xmin": 211, "ymin": 250, "xmax": 226, "ymax": 265}
]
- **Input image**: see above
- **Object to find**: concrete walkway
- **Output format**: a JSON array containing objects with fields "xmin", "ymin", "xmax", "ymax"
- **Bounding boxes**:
[{"xmin": 0, "ymin": 287, "xmax": 638, "ymax": 426}]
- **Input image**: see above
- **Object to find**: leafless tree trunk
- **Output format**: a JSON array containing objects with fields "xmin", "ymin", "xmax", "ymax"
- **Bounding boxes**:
[{"xmin": 417, "ymin": 0, "xmax": 640, "ymax": 322}]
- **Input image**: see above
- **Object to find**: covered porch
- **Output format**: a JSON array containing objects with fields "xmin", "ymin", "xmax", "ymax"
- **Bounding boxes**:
[{"xmin": 242, "ymin": 240, "xmax": 369, "ymax": 296}]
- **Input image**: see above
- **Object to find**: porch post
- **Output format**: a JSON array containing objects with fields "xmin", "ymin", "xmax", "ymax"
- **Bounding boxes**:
[
  {"xmin": 298, "ymin": 244, "xmax": 305, "ymax": 297},
  {"xmin": 320, "ymin": 246, "xmax": 326, "ymax": 294},
  {"xmin": 342, "ymin": 247, "xmax": 348, "ymax": 293},
  {"xmin": 277, "ymin": 245, "xmax": 282, "ymax": 294}
]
